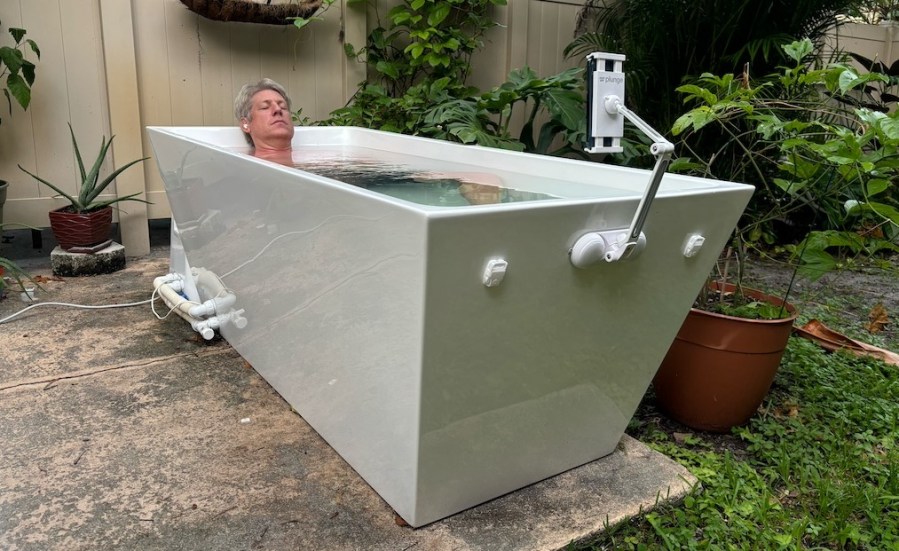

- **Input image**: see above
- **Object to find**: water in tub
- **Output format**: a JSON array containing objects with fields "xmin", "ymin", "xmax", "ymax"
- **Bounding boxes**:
[{"xmin": 235, "ymin": 145, "xmax": 566, "ymax": 206}]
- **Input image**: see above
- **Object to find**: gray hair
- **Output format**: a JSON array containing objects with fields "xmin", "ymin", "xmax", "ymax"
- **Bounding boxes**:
[{"xmin": 234, "ymin": 78, "xmax": 292, "ymax": 145}]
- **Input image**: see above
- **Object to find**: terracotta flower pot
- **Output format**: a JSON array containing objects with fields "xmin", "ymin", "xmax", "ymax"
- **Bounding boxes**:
[
  {"xmin": 652, "ymin": 283, "xmax": 798, "ymax": 432},
  {"xmin": 48, "ymin": 205, "xmax": 113, "ymax": 251}
]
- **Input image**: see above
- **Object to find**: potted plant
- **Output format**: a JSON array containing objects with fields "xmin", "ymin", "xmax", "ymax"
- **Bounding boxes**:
[
  {"xmin": 651, "ymin": 39, "xmax": 899, "ymax": 431},
  {"xmin": 18, "ymin": 124, "xmax": 149, "ymax": 252},
  {"xmin": 652, "ymin": 244, "xmax": 800, "ymax": 432}
]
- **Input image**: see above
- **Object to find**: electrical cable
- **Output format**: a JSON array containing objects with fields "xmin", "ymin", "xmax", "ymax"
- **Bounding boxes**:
[{"xmin": 0, "ymin": 296, "xmax": 159, "ymax": 325}]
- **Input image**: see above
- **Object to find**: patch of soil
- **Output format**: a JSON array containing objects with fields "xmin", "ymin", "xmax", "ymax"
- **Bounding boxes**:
[
  {"xmin": 743, "ymin": 254, "xmax": 899, "ymax": 351},
  {"xmin": 628, "ymin": 387, "xmax": 751, "ymax": 459}
]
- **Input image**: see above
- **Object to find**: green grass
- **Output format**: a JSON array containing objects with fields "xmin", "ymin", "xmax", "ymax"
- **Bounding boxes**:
[{"xmin": 577, "ymin": 329, "xmax": 899, "ymax": 549}]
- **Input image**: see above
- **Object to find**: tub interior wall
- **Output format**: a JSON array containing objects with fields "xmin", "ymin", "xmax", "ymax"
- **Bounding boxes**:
[{"xmin": 156, "ymin": 127, "xmax": 741, "ymax": 205}]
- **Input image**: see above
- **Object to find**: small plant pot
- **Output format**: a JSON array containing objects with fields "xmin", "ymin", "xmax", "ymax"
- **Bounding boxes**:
[
  {"xmin": 652, "ymin": 283, "xmax": 798, "ymax": 432},
  {"xmin": 48, "ymin": 205, "xmax": 113, "ymax": 251}
]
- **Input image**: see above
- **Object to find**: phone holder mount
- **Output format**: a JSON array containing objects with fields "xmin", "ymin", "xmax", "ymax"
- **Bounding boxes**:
[{"xmin": 570, "ymin": 52, "xmax": 674, "ymax": 268}]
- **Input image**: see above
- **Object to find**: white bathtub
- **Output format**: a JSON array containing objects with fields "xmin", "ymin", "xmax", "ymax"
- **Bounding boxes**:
[{"xmin": 147, "ymin": 126, "xmax": 752, "ymax": 527}]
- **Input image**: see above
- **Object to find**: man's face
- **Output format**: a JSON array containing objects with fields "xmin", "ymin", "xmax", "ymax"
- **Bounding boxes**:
[{"xmin": 242, "ymin": 89, "xmax": 294, "ymax": 149}]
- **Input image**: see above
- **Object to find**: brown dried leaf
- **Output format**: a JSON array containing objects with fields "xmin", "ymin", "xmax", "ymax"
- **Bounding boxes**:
[
  {"xmin": 33, "ymin": 274, "xmax": 63, "ymax": 283},
  {"xmin": 867, "ymin": 303, "xmax": 889, "ymax": 333},
  {"xmin": 394, "ymin": 514, "xmax": 409, "ymax": 527},
  {"xmin": 773, "ymin": 402, "xmax": 800, "ymax": 418}
]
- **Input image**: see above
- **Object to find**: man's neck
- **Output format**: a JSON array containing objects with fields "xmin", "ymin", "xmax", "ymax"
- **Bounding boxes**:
[{"xmin": 252, "ymin": 145, "xmax": 293, "ymax": 166}]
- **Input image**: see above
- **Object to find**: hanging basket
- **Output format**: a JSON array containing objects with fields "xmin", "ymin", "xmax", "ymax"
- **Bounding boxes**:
[{"xmin": 179, "ymin": 0, "xmax": 323, "ymax": 25}]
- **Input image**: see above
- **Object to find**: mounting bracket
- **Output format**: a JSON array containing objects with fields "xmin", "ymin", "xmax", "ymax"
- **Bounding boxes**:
[{"xmin": 571, "ymin": 52, "xmax": 674, "ymax": 267}]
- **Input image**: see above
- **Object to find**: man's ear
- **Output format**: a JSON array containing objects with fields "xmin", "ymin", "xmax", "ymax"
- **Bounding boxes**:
[{"xmin": 240, "ymin": 118, "xmax": 250, "ymax": 131}]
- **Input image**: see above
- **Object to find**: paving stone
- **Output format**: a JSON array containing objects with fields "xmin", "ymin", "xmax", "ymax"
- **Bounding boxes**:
[{"xmin": 50, "ymin": 242, "xmax": 126, "ymax": 277}]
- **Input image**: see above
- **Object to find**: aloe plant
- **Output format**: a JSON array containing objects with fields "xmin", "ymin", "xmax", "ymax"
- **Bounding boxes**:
[{"xmin": 18, "ymin": 123, "xmax": 149, "ymax": 213}]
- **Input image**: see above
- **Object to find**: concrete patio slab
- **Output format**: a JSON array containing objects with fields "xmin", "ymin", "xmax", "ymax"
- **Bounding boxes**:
[{"xmin": 0, "ymin": 239, "xmax": 696, "ymax": 550}]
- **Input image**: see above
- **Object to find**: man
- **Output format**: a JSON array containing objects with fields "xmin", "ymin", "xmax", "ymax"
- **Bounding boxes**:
[
  {"xmin": 234, "ymin": 78, "xmax": 505, "ymax": 203},
  {"xmin": 234, "ymin": 78, "xmax": 294, "ymax": 164}
]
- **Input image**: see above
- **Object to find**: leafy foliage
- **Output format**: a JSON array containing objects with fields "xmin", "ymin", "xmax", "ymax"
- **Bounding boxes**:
[
  {"xmin": 565, "ymin": 0, "xmax": 866, "ymax": 134},
  {"xmin": 0, "ymin": 19, "xmax": 40, "ymax": 127},
  {"xmin": 321, "ymin": 0, "xmax": 588, "ymax": 156},
  {"xmin": 18, "ymin": 124, "xmax": 150, "ymax": 214},
  {"xmin": 671, "ymin": 39, "xmax": 899, "ymax": 279},
  {"xmin": 586, "ymin": 336, "xmax": 899, "ymax": 549},
  {"xmin": 421, "ymin": 66, "xmax": 587, "ymax": 156},
  {"xmin": 324, "ymin": 0, "xmax": 505, "ymax": 133}
]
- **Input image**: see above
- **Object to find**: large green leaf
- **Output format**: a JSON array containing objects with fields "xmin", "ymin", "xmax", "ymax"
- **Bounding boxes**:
[
  {"xmin": 671, "ymin": 107, "xmax": 716, "ymax": 135},
  {"xmin": 0, "ymin": 45, "xmax": 24, "ymax": 73},
  {"xmin": 428, "ymin": 4, "xmax": 450, "ymax": 26},
  {"xmin": 869, "ymin": 201, "xmax": 899, "ymax": 226},
  {"xmin": 542, "ymin": 88, "xmax": 584, "ymax": 131},
  {"xmin": 866, "ymin": 178, "xmax": 890, "ymax": 197},
  {"xmin": 5, "ymin": 73, "xmax": 30, "ymax": 110}
]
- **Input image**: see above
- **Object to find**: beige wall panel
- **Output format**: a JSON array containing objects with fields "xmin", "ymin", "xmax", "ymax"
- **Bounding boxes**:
[
  {"xmin": 198, "ymin": 17, "xmax": 239, "ymax": 125},
  {"xmin": 282, "ymin": 28, "xmax": 322, "ymax": 120},
  {"xmin": 313, "ymin": 8, "xmax": 351, "ymax": 118},
  {"xmin": 134, "ymin": 1, "xmax": 353, "ymax": 129},
  {"xmin": 469, "ymin": 4, "xmax": 513, "ymax": 91},
  {"xmin": 100, "ymin": 0, "xmax": 150, "ymax": 255},
  {"xmin": 258, "ymin": 25, "xmax": 296, "ymax": 102},
  {"xmin": 826, "ymin": 22, "xmax": 899, "ymax": 66},
  {"xmin": 0, "ymin": 0, "xmax": 38, "ymax": 203},
  {"xmin": 535, "ymin": 1, "xmax": 561, "ymax": 76},
  {"xmin": 506, "ymin": 2, "xmax": 530, "ymax": 75},
  {"xmin": 133, "ymin": 0, "xmax": 174, "ymax": 207},
  {"xmin": 342, "ymin": 0, "xmax": 368, "ymax": 99},
  {"xmin": 61, "ymin": 0, "xmax": 109, "ymax": 162},
  {"xmin": 164, "ymin": 2, "xmax": 205, "ymax": 125},
  {"xmin": 230, "ymin": 21, "xmax": 265, "ymax": 103},
  {"xmin": 16, "ymin": 0, "xmax": 76, "ymax": 201},
  {"xmin": 133, "ymin": 0, "xmax": 173, "ymax": 128}
]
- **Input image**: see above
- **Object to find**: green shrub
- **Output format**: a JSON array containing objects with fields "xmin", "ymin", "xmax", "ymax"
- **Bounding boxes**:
[{"xmin": 671, "ymin": 39, "xmax": 899, "ymax": 276}]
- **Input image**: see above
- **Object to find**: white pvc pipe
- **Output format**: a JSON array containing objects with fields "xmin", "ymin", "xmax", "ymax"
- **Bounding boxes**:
[{"xmin": 153, "ymin": 269, "xmax": 238, "ymax": 340}]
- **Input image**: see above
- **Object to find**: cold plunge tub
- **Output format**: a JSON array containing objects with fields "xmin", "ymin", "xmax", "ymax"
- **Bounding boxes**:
[{"xmin": 147, "ymin": 126, "xmax": 752, "ymax": 527}]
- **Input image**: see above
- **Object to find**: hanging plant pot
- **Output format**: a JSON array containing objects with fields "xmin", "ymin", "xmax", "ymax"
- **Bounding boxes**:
[
  {"xmin": 652, "ymin": 283, "xmax": 798, "ymax": 432},
  {"xmin": 179, "ymin": 0, "xmax": 323, "ymax": 25},
  {"xmin": 48, "ymin": 206, "xmax": 113, "ymax": 251}
]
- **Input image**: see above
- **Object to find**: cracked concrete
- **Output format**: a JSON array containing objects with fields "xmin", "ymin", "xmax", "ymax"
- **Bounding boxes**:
[{"xmin": 0, "ymin": 227, "xmax": 696, "ymax": 550}]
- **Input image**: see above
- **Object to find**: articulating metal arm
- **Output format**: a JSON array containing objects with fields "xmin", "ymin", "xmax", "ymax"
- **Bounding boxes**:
[
  {"xmin": 603, "ymin": 96, "xmax": 673, "ymax": 261},
  {"xmin": 570, "ymin": 52, "xmax": 674, "ymax": 267}
]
